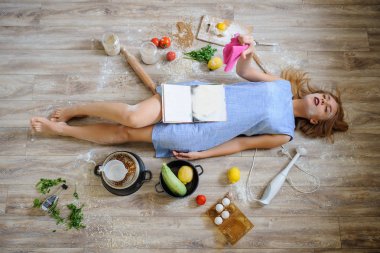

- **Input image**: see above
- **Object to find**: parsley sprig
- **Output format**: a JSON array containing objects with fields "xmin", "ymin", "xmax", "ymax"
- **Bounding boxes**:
[
  {"xmin": 67, "ymin": 203, "xmax": 86, "ymax": 230},
  {"xmin": 184, "ymin": 45, "xmax": 217, "ymax": 63},
  {"xmin": 32, "ymin": 178, "xmax": 85, "ymax": 231},
  {"xmin": 36, "ymin": 178, "xmax": 66, "ymax": 194}
]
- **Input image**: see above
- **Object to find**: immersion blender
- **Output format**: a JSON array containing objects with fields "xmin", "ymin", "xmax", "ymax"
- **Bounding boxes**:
[{"xmin": 258, "ymin": 147, "xmax": 307, "ymax": 205}]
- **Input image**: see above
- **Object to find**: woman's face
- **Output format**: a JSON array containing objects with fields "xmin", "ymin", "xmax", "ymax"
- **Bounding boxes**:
[{"xmin": 304, "ymin": 93, "xmax": 338, "ymax": 122}]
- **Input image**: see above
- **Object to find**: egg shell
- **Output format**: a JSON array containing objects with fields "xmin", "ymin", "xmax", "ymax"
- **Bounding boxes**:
[
  {"xmin": 214, "ymin": 216, "xmax": 223, "ymax": 225},
  {"xmin": 221, "ymin": 210, "xmax": 230, "ymax": 219},
  {"xmin": 215, "ymin": 204, "xmax": 224, "ymax": 213},
  {"xmin": 222, "ymin": 198, "xmax": 230, "ymax": 207}
]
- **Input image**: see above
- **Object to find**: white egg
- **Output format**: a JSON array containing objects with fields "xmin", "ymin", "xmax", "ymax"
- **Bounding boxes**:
[
  {"xmin": 222, "ymin": 198, "xmax": 230, "ymax": 207},
  {"xmin": 214, "ymin": 216, "xmax": 223, "ymax": 225},
  {"xmin": 215, "ymin": 204, "xmax": 224, "ymax": 213},
  {"xmin": 221, "ymin": 210, "xmax": 230, "ymax": 219}
]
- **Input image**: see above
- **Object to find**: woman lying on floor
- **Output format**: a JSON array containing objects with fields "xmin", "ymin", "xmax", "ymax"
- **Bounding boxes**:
[{"xmin": 30, "ymin": 35, "xmax": 348, "ymax": 160}]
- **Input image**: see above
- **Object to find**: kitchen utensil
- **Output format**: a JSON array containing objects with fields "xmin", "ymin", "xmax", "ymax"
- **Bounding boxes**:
[
  {"xmin": 97, "ymin": 159, "xmax": 128, "ymax": 186},
  {"xmin": 41, "ymin": 184, "xmax": 68, "ymax": 211},
  {"xmin": 206, "ymin": 192, "xmax": 254, "ymax": 245},
  {"xmin": 258, "ymin": 147, "xmax": 307, "ymax": 205},
  {"xmin": 155, "ymin": 160, "xmax": 203, "ymax": 198},
  {"xmin": 120, "ymin": 46, "xmax": 157, "ymax": 94},
  {"xmin": 197, "ymin": 15, "xmax": 253, "ymax": 47},
  {"xmin": 253, "ymin": 40, "xmax": 279, "ymax": 46},
  {"xmin": 94, "ymin": 151, "xmax": 152, "ymax": 196}
]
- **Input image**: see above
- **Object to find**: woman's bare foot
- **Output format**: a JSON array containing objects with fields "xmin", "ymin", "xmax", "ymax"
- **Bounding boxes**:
[
  {"xmin": 50, "ymin": 107, "xmax": 85, "ymax": 122},
  {"xmin": 30, "ymin": 117, "xmax": 67, "ymax": 136}
]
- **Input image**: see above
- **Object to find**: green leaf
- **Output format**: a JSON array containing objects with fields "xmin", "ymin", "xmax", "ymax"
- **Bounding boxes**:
[
  {"xmin": 66, "ymin": 203, "xmax": 86, "ymax": 230},
  {"xmin": 184, "ymin": 45, "xmax": 217, "ymax": 63},
  {"xmin": 33, "ymin": 198, "xmax": 42, "ymax": 208},
  {"xmin": 49, "ymin": 201, "xmax": 64, "ymax": 225},
  {"xmin": 35, "ymin": 178, "xmax": 66, "ymax": 194}
]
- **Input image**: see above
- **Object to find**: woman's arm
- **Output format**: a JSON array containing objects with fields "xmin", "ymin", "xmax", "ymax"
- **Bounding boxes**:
[
  {"xmin": 173, "ymin": 134, "xmax": 291, "ymax": 160},
  {"xmin": 236, "ymin": 36, "xmax": 281, "ymax": 82}
]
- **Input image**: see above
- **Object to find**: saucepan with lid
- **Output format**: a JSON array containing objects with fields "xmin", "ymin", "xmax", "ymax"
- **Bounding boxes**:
[{"xmin": 94, "ymin": 151, "xmax": 152, "ymax": 196}]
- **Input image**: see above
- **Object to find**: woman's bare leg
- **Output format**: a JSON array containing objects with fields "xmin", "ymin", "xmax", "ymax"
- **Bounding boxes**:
[
  {"xmin": 50, "ymin": 94, "xmax": 162, "ymax": 128},
  {"xmin": 30, "ymin": 117, "xmax": 153, "ymax": 145}
]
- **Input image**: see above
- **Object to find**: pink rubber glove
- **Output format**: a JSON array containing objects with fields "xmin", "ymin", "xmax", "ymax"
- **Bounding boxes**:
[{"xmin": 223, "ymin": 34, "xmax": 249, "ymax": 72}]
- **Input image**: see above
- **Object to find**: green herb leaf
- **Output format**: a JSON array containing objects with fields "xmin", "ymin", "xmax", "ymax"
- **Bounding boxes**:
[
  {"xmin": 66, "ymin": 203, "xmax": 86, "ymax": 230},
  {"xmin": 36, "ymin": 178, "xmax": 66, "ymax": 194},
  {"xmin": 49, "ymin": 201, "xmax": 64, "ymax": 225},
  {"xmin": 73, "ymin": 184, "xmax": 79, "ymax": 200},
  {"xmin": 33, "ymin": 198, "xmax": 42, "ymax": 208},
  {"xmin": 184, "ymin": 45, "xmax": 217, "ymax": 63}
]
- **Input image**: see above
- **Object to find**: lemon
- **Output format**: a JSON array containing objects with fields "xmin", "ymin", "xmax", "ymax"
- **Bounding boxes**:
[
  {"xmin": 208, "ymin": 57, "xmax": 223, "ymax": 71},
  {"xmin": 216, "ymin": 22, "xmax": 227, "ymax": 31},
  {"xmin": 227, "ymin": 167, "xmax": 240, "ymax": 184},
  {"xmin": 178, "ymin": 166, "xmax": 193, "ymax": 184}
]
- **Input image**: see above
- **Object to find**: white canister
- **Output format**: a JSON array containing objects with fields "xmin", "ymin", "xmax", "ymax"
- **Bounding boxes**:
[
  {"xmin": 102, "ymin": 33, "xmax": 121, "ymax": 56},
  {"xmin": 139, "ymin": 41, "xmax": 158, "ymax": 64}
]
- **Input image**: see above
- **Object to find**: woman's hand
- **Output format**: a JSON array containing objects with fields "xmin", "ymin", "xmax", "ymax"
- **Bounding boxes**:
[
  {"xmin": 172, "ymin": 150, "xmax": 204, "ymax": 161},
  {"xmin": 238, "ymin": 34, "xmax": 254, "ymax": 45},
  {"xmin": 241, "ymin": 44, "xmax": 255, "ymax": 60}
]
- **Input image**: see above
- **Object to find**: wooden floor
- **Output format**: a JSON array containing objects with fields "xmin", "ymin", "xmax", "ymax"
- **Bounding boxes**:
[{"xmin": 0, "ymin": 0, "xmax": 379, "ymax": 252}]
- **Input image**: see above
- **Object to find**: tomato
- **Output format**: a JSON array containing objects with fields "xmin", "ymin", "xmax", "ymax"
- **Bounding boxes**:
[
  {"xmin": 166, "ymin": 51, "xmax": 176, "ymax": 61},
  {"xmin": 159, "ymin": 36, "xmax": 171, "ymax": 48},
  {"xmin": 150, "ymin": 37, "xmax": 159, "ymax": 47},
  {"xmin": 196, "ymin": 195, "xmax": 206, "ymax": 205}
]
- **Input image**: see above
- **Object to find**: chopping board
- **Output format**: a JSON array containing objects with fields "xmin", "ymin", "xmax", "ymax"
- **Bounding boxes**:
[
  {"xmin": 206, "ymin": 193, "xmax": 254, "ymax": 245},
  {"xmin": 197, "ymin": 15, "xmax": 254, "ymax": 46}
]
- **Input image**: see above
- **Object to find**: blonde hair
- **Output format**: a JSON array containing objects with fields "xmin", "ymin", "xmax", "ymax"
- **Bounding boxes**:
[{"xmin": 281, "ymin": 68, "xmax": 349, "ymax": 142}]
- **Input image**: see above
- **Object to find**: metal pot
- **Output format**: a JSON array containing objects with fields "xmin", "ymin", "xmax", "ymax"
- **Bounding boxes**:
[
  {"xmin": 94, "ymin": 151, "xmax": 152, "ymax": 196},
  {"xmin": 155, "ymin": 160, "xmax": 203, "ymax": 198}
]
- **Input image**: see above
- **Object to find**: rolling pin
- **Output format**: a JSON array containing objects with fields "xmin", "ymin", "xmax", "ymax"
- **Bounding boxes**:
[
  {"xmin": 120, "ymin": 46, "xmax": 157, "ymax": 94},
  {"xmin": 252, "ymin": 52, "xmax": 269, "ymax": 74}
]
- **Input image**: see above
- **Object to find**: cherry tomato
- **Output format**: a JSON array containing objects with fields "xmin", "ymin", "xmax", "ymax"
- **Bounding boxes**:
[
  {"xmin": 151, "ymin": 37, "xmax": 159, "ymax": 47},
  {"xmin": 196, "ymin": 195, "xmax": 206, "ymax": 205},
  {"xmin": 159, "ymin": 36, "xmax": 171, "ymax": 48},
  {"xmin": 166, "ymin": 51, "xmax": 176, "ymax": 61}
]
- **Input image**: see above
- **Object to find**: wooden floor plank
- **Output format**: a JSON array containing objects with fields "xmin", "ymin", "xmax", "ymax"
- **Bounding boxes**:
[
  {"xmin": 110, "ymin": 216, "xmax": 340, "ymax": 248},
  {"xmin": 306, "ymin": 51, "xmax": 380, "ymax": 77},
  {"xmin": 0, "ymin": 216, "xmax": 86, "ymax": 248},
  {"xmin": 1, "ymin": 249, "xmax": 84, "ymax": 253},
  {"xmin": 0, "ymin": 26, "xmax": 370, "ymax": 52},
  {"xmin": 0, "ymin": 3, "xmax": 42, "ymax": 26},
  {"xmin": 0, "ymin": 185, "xmax": 7, "ymax": 215},
  {"xmin": 236, "ymin": 4, "xmax": 380, "ymax": 28},
  {"xmin": 38, "ymin": 3, "xmax": 234, "ymax": 26},
  {"xmin": 340, "ymin": 217, "xmax": 380, "ymax": 248},
  {"xmin": 0, "ymin": 128, "xmax": 27, "ymax": 155},
  {"xmin": 368, "ymin": 28, "xmax": 380, "ymax": 51},
  {"xmin": 0, "ymin": 75, "xmax": 34, "ymax": 100},
  {"xmin": 111, "ymin": 250, "xmax": 313, "ymax": 253}
]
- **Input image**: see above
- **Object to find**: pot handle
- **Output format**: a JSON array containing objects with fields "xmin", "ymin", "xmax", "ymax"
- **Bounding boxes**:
[
  {"xmin": 94, "ymin": 165, "xmax": 102, "ymax": 176},
  {"xmin": 195, "ymin": 165, "xmax": 204, "ymax": 176},
  {"xmin": 155, "ymin": 182, "xmax": 164, "ymax": 193},
  {"xmin": 142, "ymin": 170, "xmax": 152, "ymax": 183}
]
